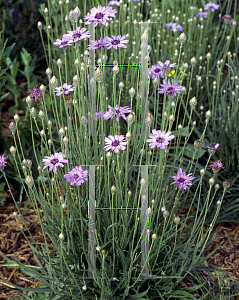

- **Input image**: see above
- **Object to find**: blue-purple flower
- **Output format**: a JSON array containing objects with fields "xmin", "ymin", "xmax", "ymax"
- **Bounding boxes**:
[
  {"xmin": 157, "ymin": 60, "xmax": 177, "ymax": 75},
  {"xmin": 222, "ymin": 14, "xmax": 234, "ymax": 25},
  {"xmin": 12, "ymin": 8, "xmax": 19, "ymax": 21},
  {"xmin": 0, "ymin": 154, "xmax": 8, "ymax": 171},
  {"xmin": 158, "ymin": 79, "xmax": 183, "ymax": 97},
  {"xmin": 104, "ymin": 135, "xmax": 127, "ymax": 153},
  {"xmin": 42, "ymin": 152, "xmax": 68, "ymax": 173},
  {"xmin": 62, "ymin": 27, "xmax": 91, "ymax": 44},
  {"xmin": 108, "ymin": 0, "xmax": 121, "ymax": 6},
  {"xmin": 208, "ymin": 159, "xmax": 225, "ymax": 173},
  {"xmin": 53, "ymin": 39, "xmax": 73, "ymax": 48},
  {"xmin": 28, "ymin": 86, "xmax": 42, "ymax": 102},
  {"xmin": 84, "ymin": 5, "xmax": 117, "ymax": 27},
  {"xmin": 55, "ymin": 83, "xmax": 75, "ymax": 96},
  {"xmin": 204, "ymin": 2, "xmax": 220, "ymax": 12},
  {"xmin": 103, "ymin": 35, "xmax": 129, "ymax": 50},
  {"xmin": 64, "ymin": 166, "xmax": 88, "ymax": 186},
  {"xmin": 148, "ymin": 64, "xmax": 164, "ymax": 80},
  {"xmin": 87, "ymin": 39, "xmax": 107, "ymax": 50},
  {"xmin": 146, "ymin": 129, "xmax": 175, "ymax": 149},
  {"xmin": 171, "ymin": 168, "xmax": 195, "ymax": 190},
  {"xmin": 165, "ymin": 22, "xmax": 184, "ymax": 31},
  {"xmin": 195, "ymin": 12, "xmax": 208, "ymax": 18},
  {"xmin": 103, "ymin": 105, "xmax": 131, "ymax": 121},
  {"xmin": 206, "ymin": 143, "xmax": 220, "ymax": 156}
]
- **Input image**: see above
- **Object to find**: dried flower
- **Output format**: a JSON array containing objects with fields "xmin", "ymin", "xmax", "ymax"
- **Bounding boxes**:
[
  {"xmin": 208, "ymin": 159, "xmax": 225, "ymax": 173},
  {"xmin": 223, "ymin": 180, "xmax": 230, "ymax": 189}
]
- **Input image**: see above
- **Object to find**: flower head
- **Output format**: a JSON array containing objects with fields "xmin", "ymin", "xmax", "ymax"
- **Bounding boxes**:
[
  {"xmin": 206, "ymin": 143, "xmax": 219, "ymax": 156},
  {"xmin": 158, "ymin": 79, "xmax": 183, "ymax": 97},
  {"xmin": 0, "ymin": 154, "xmax": 8, "ymax": 171},
  {"xmin": 146, "ymin": 129, "xmax": 175, "ymax": 149},
  {"xmin": 148, "ymin": 64, "xmax": 164, "ymax": 80},
  {"xmin": 208, "ymin": 159, "xmax": 225, "ymax": 173},
  {"xmin": 27, "ymin": 86, "xmax": 42, "ymax": 102},
  {"xmin": 204, "ymin": 2, "xmax": 220, "ymax": 12},
  {"xmin": 165, "ymin": 22, "xmax": 184, "ymax": 31},
  {"xmin": 64, "ymin": 166, "xmax": 88, "ymax": 186},
  {"xmin": 87, "ymin": 39, "xmax": 107, "ymax": 50},
  {"xmin": 103, "ymin": 135, "xmax": 127, "ymax": 153},
  {"xmin": 84, "ymin": 5, "xmax": 117, "ymax": 27},
  {"xmin": 157, "ymin": 60, "xmax": 177, "ymax": 75},
  {"xmin": 62, "ymin": 27, "xmax": 91, "ymax": 44},
  {"xmin": 103, "ymin": 35, "xmax": 129, "ymax": 50},
  {"xmin": 103, "ymin": 105, "xmax": 131, "ymax": 121},
  {"xmin": 195, "ymin": 12, "xmax": 208, "ymax": 18},
  {"xmin": 222, "ymin": 14, "xmax": 234, "ymax": 25},
  {"xmin": 42, "ymin": 152, "xmax": 68, "ymax": 173},
  {"xmin": 53, "ymin": 38, "xmax": 73, "ymax": 48},
  {"xmin": 55, "ymin": 83, "xmax": 75, "ymax": 96},
  {"xmin": 108, "ymin": 0, "xmax": 121, "ymax": 6},
  {"xmin": 171, "ymin": 168, "xmax": 195, "ymax": 190}
]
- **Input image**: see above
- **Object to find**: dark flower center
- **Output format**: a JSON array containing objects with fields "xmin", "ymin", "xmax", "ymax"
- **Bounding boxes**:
[
  {"xmin": 111, "ymin": 39, "xmax": 120, "ymax": 45},
  {"xmin": 167, "ymin": 87, "xmax": 174, "ymax": 92},
  {"xmin": 115, "ymin": 108, "xmax": 120, "ymax": 114},
  {"xmin": 178, "ymin": 177, "xmax": 185, "ymax": 183},
  {"xmin": 51, "ymin": 158, "xmax": 59, "ymax": 165},
  {"xmin": 163, "ymin": 64, "xmax": 169, "ymax": 69},
  {"xmin": 73, "ymin": 173, "xmax": 79, "ymax": 179},
  {"xmin": 112, "ymin": 140, "xmax": 120, "ymax": 147},
  {"xmin": 62, "ymin": 41, "xmax": 68, "ymax": 46},
  {"xmin": 95, "ymin": 12, "xmax": 104, "ymax": 19},
  {"xmin": 73, "ymin": 32, "xmax": 81, "ymax": 39},
  {"xmin": 155, "ymin": 68, "xmax": 161, "ymax": 73},
  {"xmin": 156, "ymin": 137, "xmax": 165, "ymax": 144}
]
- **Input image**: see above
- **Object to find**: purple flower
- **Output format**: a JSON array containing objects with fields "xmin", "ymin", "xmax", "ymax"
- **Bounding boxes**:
[
  {"xmin": 171, "ymin": 168, "xmax": 195, "ymax": 190},
  {"xmin": 204, "ymin": 2, "xmax": 220, "ymax": 12},
  {"xmin": 134, "ymin": 0, "xmax": 141, "ymax": 2},
  {"xmin": 55, "ymin": 83, "xmax": 75, "ymax": 96},
  {"xmin": 103, "ymin": 104, "xmax": 131, "ymax": 121},
  {"xmin": 157, "ymin": 60, "xmax": 177, "ymax": 75},
  {"xmin": 12, "ymin": 8, "xmax": 19, "ymax": 21},
  {"xmin": 0, "ymin": 154, "xmax": 8, "ymax": 171},
  {"xmin": 53, "ymin": 38, "xmax": 73, "ymax": 48},
  {"xmin": 87, "ymin": 39, "xmax": 107, "ymax": 50},
  {"xmin": 148, "ymin": 64, "xmax": 164, "ymax": 80},
  {"xmin": 195, "ymin": 12, "xmax": 208, "ymax": 18},
  {"xmin": 108, "ymin": 0, "xmax": 121, "ymax": 6},
  {"xmin": 103, "ymin": 35, "xmax": 129, "ymax": 50},
  {"xmin": 62, "ymin": 27, "xmax": 91, "ymax": 44},
  {"xmin": 165, "ymin": 22, "xmax": 184, "ymax": 31},
  {"xmin": 64, "ymin": 166, "xmax": 88, "ymax": 186},
  {"xmin": 146, "ymin": 129, "xmax": 175, "ymax": 149},
  {"xmin": 94, "ymin": 111, "xmax": 102, "ymax": 120},
  {"xmin": 158, "ymin": 79, "xmax": 183, "ymax": 97},
  {"xmin": 42, "ymin": 152, "xmax": 68, "ymax": 173},
  {"xmin": 206, "ymin": 143, "xmax": 219, "ymax": 156},
  {"xmin": 103, "ymin": 135, "xmax": 127, "ymax": 153},
  {"xmin": 84, "ymin": 5, "xmax": 117, "ymax": 27},
  {"xmin": 208, "ymin": 159, "xmax": 225, "ymax": 173},
  {"xmin": 27, "ymin": 86, "xmax": 42, "ymax": 102},
  {"xmin": 222, "ymin": 15, "xmax": 234, "ymax": 24}
]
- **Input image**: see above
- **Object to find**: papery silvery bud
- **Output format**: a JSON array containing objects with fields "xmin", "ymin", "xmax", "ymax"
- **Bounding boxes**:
[
  {"xmin": 38, "ymin": 110, "xmax": 45, "ymax": 120},
  {"xmin": 80, "ymin": 116, "xmax": 88, "ymax": 126},
  {"xmin": 191, "ymin": 57, "xmax": 197, "ymax": 67},
  {"xmin": 178, "ymin": 124, "xmax": 183, "ymax": 131},
  {"xmin": 82, "ymin": 285, "xmax": 87, "ymax": 291},
  {"xmin": 37, "ymin": 166, "xmax": 42, "ymax": 172},
  {"xmin": 59, "ymin": 232, "xmax": 64, "ymax": 241},
  {"xmin": 183, "ymin": 63, "xmax": 188, "ymax": 71},
  {"xmin": 129, "ymin": 87, "xmax": 135, "ymax": 98},
  {"xmin": 90, "ymin": 77, "xmax": 96, "ymax": 87},
  {"xmin": 163, "ymin": 210, "xmax": 169, "ymax": 218},
  {"xmin": 106, "ymin": 151, "xmax": 112, "ymax": 160},
  {"xmin": 113, "ymin": 65, "xmax": 119, "ymax": 75},
  {"xmin": 63, "ymin": 136, "xmax": 68, "ymax": 145},
  {"xmin": 140, "ymin": 149, "xmax": 145, "ymax": 156},
  {"xmin": 119, "ymin": 81, "xmax": 124, "ymax": 91},
  {"xmin": 84, "ymin": 50, "xmax": 89, "ymax": 57},
  {"xmin": 25, "ymin": 175, "xmax": 34, "ymax": 187},
  {"xmin": 152, "ymin": 233, "xmax": 157, "ymax": 241},
  {"xmin": 189, "ymin": 96, "xmax": 197, "ymax": 109},
  {"xmin": 179, "ymin": 32, "xmax": 187, "ymax": 45},
  {"xmin": 126, "ymin": 112, "xmax": 135, "ymax": 126},
  {"xmin": 14, "ymin": 114, "xmax": 20, "ymax": 124},
  {"xmin": 194, "ymin": 139, "xmax": 204, "ymax": 151},
  {"xmin": 59, "ymin": 1, "xmax": 63, "ymax": 6},
  {"xmin": 209, "ymin": 177, "xmax": 215, "ymax": 187},
  {"xmin": 128, "ymin": 190, "xmax": 132, "ymax": 197},
  {"xmin": 145, "ymin": 112, "xmax": 153, "ymax": 127},
  {"xmin": 57, "ymin": 58, "xmax": 62, "ymax": 68},
  {"xmin": 215, "ymin": 184, "xmax": 220, "ymax": 191},
  {"xmin": 80, "ymin": 65, "xmax": 86, "ymax": 73},
  {"xmin": 181, "ymin": 86, "xmax": 187, "ymax": 95},
  {"xmin": 10, "ymin": 145, "xmax": 16, "ymax": 156},
  {"xmin": 44, "ymin": 8, "xmax": 48, "ymax": 16},
  {"xmin": 13, "ymin": 212, "xmax": 17, "ymax": 217},
  {"xmin": 27, "ymin": 159, "xmax": 32, "ymax": 169},
  {"xmin": 22, "ymin": 159, "xmax": 28, "ymax": 167},
  {"xmin": 205, "ymin": 110, "xmax": 211, "ymax": 120},
  {"xmin": 161, "ymin": 205, "xmax": 166, "ymax": 212},
  {"xmin": 69, "ymin": 10, "xmax": 77, "ymax": 24},
  {"xmin": 37, "ymin": 21, "xmax": 42, "ymax": 30},
  {"xmin": 48, "ymin": 139, "xmax": 52, "ymax": 145},
  {"xmin": 171, "ymin": 101, "xmax": 176, "ymax": 109},
  {"xmin": 48, "ymin": 120, "xmax": 52, "ymax": 128},
  {"xmin": 74, "ymin": 6, "xmax": 81, "ymax": 18},
  {"xmin": 111, "ymin": 185, "xmax": 117, "ymax": 194},
  {"xmin": 141, "ymin": 178, "xmax": 146, "ymax": 186},
  {"xmin": 59, "ymin": 128, "xmax": 65, "ymax": 136},
  {"xmin": 50, "ymin": 76, "xmax": 58, "ymax": 89},
  {"xmin": 163, "ymin": 111, "xmax": 168, "ymax": 119},
  {"xmin": 102, "ymin": 54, "xmax": 108, "ymax": 64},
  {"xmin": 126, "ymin": 132, "xmax": 132, "ymax": 141},
  {"xmin": 74, "ymin": 58, "xmax": 79, "ymax": 68},
  {"xmin": 40, "ymin": 84, "xmax": 46, "ymax": 94},
  {"xmin": 200, "ymin": 169, "xmax": 205, "ymax": 176},
  {"xmin": 26, "ymin": 95, "xmax": 32, "ymax": 106},
  {"xmin": 73, "ymin": 74, "xmax": 80, "ymax": 85},
  {"xmin": 95, "ymin": 68, "xmax": 103, "ymax": 82},
  {"xmin": 206, "ymin": 52, "xmax": 211, "ymax": 60},
  {"xmin": 46, "ymin": 68, "xmax": 52, "ymax": 77},
  {"xmin": 9, "ymin": 122, "xmax": 16, "ymax": 134},
  {"xmin": 174, "ymin": 216, "xmax": 180, "ymax": 225},
  {"xmin": 223, "ymin": 180, "xmax": 230, "ymax": 189},
  {"xmin": 169, "ymin": 114, "xmax": 175, "ymax": 124},
  {"xmin": 153, "ymin": 77, "xmax": 160, "ymax": 87}
]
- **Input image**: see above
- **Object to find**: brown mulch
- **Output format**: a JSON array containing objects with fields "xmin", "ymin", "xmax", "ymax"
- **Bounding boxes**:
[{"xmin": 1, "ymin": 186, "xmax": 239, "ymax": 299}]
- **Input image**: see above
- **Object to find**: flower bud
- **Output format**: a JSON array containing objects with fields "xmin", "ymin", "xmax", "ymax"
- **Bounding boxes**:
[
  {"xmin": 40, "ymin": 84, "xmax": 46, "ymax": 93},
  {"xmin": 38, "ymin": 110, "xmax": 45, "ymax": 120},
  {"xmin": 128, "ymin": 190, "xmax": 132, "ymax": 197},
  {"xmin": 174, "ymin": 216, "xmax": 180, "ymax": 225},
  {"xmin": 206, "ymin": 52, "xmax": 211, "ymax": 60},
  {"xmin": 209, "ymin": 177, "xmax": 215, "ymax": 187},
  {"xmin": 140, "ymin": 149, "xmax": 145, "ymax": 156},
  {"xmin": 200, "ymin": 169, "xmax": 205, "ymax": 176},
  {"xmin": 111, "ymin": 185, "xmax": 117, "ymax": 194},
  {"xmin": 163, "ymin": 210, "xmax": 169, "ymax": 218},
  {"xmin": 106, "ymin": 151, "xmax": 112, "ymax": 160},
  {"xmin": 205, "ymin": 110, "xmax": 212, "ymax": 120},
  {"xmin": 82, "ymin": 285, "xmax": 87, "ymax": 291},
  {"xmin": 30, "ymin": 107, "xmax": 37, "ymax": 119},
  {"xmin": 80, "ymin": 116, "xmax": 88, "ymax": 126},
  {"xmin": 57, "ymin": 58, "xmax": 62, "ymax": 68},
  {"xmin": 190, "ymin": 57, "xmax": 197, "ymax": 67},
  {"xmin": 90, "ymin": 77, "xmax": 96, "ymax": 87},
  {"xmin": 129, "ymin": 87, "xmax": 135, "ymax": 98},
  {"xmin": 44, "ymin": 8, "xmax": 48, "ymax": 16},
  {"xmin": 48, "ymin": 120, "xmax": 52, "ymax": 128},
  {"xmin": 37, "ymin": 166, "xmax": 42, "ymax": 172},
  {"xmin": 126, "ymin": 112, "xmax": 135, "ymax": 126},
  {"xmin": 179, "ymin": 32, "xmax": 187, "ymax": 45},
  {"xmin": 63, "ymin": 136, "xmax": 68, "ymax": 145},
  {"xmin": 145, "ymin": 112, "xmax": 153, "ymax": 127},
  {"xmin": 13, "ymin": 212, "xmax": 17, "ymax": 217},
  {"xmin": 50, "ymin": 76, "xmax": 58, "ymax": 89},
  {"xmin": 37, "ymin": 21, "xmax": 42, "ymax": 30},
  {"xmin": 152, "ymin": 233, "xmax": 157, "ymax": 241},
  {"xmin": 27, "ymin": 159, "xmax": 32, "ymax": 169},
  {"xmin": 26, "ymin": 95, "xmax": 32, "ymax": 107},
  {"xmin": 10, "ymin": 146, "xmax": 16, "ymax": 155},
  {"xmin": 25, "ymin": 175, "xmax": 34, "ymax": 187},
  {"xmin": 153, "ymin": 77, "xmax": 160, "ymax": 87},
  {"xmin": 14, "ymin": 114, "xmax": 20, "ymax": 124},
  {"xmin": 169, "ymin": 114, "xmax": 175, "ymax": 124},
  {"xmin": 46, "ymin": 68, "xmax": 52, "ymax": 77},
  {"xmin": 119, "ymin": 81, "xmax": 124, "ymax": 91},
  {"xmin": 59, "ymin": 232, "xmax": 64, "ymax": 241},
  {"xmin": 95, "ymin": 68, "xmax": 103, "ymax": 82},
  {"xmin": 59, "ymin": 128, "xmax": 65, "ymax": 136},
  {"xmin": 215, "ymin": 184, "xmax": 220, "ymax": 191},
  {"xmin": 183, "ymin": 63, "xmax": 188, "ymax": 71},
  {"xmin": 126, "ymin": 132, "xmax": 132, "ymax": 141},
  {"xmin": 223, "ymin": 180, "xmax": 230, "ymax": 189},
  {"xmin": 113, "ymin": 65, "xmax": 119, "ymax": 75},
  {"xmin": 9, "ymin": 122, "xmax": 16, "ymax": 134}
]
